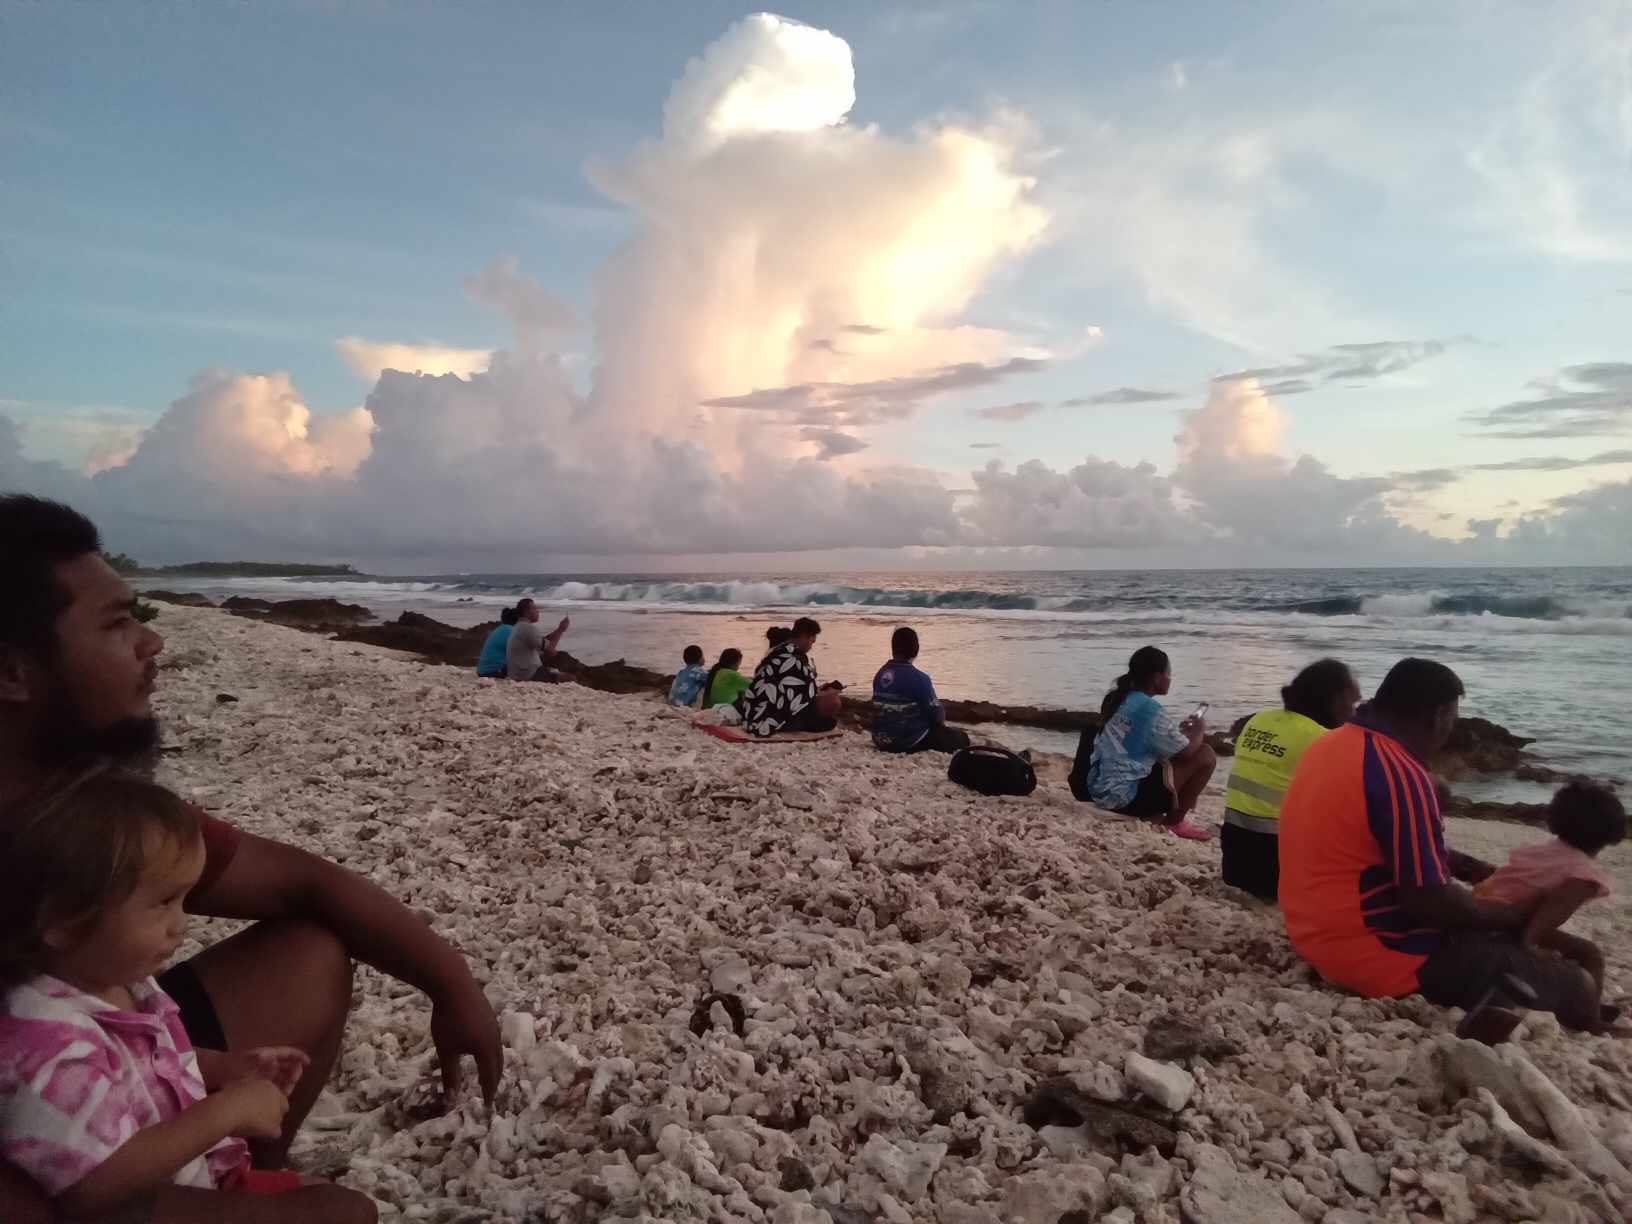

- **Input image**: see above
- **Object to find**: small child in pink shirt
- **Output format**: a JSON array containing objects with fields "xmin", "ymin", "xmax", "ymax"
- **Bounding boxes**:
[
  {"xmin": 1475, "ymin": 780, "xmax": 1626, "ymax": 1023},
  {"xmin": 0, "ymin": 771, "xmax": 360, "ymax": 1217}
]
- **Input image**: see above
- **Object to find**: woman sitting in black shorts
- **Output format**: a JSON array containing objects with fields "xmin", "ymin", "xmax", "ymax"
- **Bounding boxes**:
[{"xmin": 1081, "ymin": 646, "xmax": 1217, "ymax": 841}]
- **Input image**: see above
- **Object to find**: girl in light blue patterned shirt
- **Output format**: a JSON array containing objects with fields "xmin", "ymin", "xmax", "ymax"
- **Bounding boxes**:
[{"xmin": 1086, "ymin": 646, "xmax": 1217, "ymax": 840}]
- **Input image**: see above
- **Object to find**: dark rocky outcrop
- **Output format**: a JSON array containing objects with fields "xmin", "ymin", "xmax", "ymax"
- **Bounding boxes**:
[
  {"xmin": 556, "ymin": 653, "xmax": 671, "ymax": 696},
  {"xmin": 226, "ymin": 597, "xmax": 374, "ymax": 628},
  {"xmin": 938, "ymin": 700, "xmax": 1099, "ymax": 732},
  {"xmin": 1228, "ymin": 709, "xmax": 1556, "ymax": 781},
  {"xmin": 330, "ymin": 614, "xmax": 676, "ymax": 696},
  {"xmin": 1438, "ymin": 716, "xmax": 1538, "ymax": 778},
  {"xmin": 143, "ymin": 590, "xmax": 217, "ymax": 608},
  {"xmin": 336, "ymin": 612, "xmax": 491, "ymax": 667},
  {"xmin": 1439, "ymin": 793, "xmax": 1550, "ymax": 828}
]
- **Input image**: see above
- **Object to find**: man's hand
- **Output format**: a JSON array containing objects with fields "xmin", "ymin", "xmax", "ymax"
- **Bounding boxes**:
[
  {"xmin": 186, "ymin": 833, "xmax": 505, "ymax": 1115},
  {"xmin": 1398, "ymin": 881, "xmax": 1529, "ymax": 933},
  {"xmin": 1447, "ymin": 849, "xmax": 1497, "ymax": 885},
  {"xmin": 431, "ymin": 981, "xmax": 502, "ymax": 1110}
]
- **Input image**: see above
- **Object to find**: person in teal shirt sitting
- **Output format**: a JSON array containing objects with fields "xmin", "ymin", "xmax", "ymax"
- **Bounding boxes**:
[{"xmin": 476, "ymin": 606, "xmax": 518, "ymax": 677}]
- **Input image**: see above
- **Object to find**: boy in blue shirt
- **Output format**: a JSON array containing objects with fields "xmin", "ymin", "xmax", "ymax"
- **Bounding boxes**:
[
  {"xmin": 668, "ymin": 644, "xmax": 709, "ymax": 707},
  {"xmin": 871, "ymin": 627, "xmax": 970, "ymax": 754}
]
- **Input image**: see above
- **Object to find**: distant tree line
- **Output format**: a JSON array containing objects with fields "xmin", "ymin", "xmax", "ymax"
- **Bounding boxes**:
[{"xmin": 100, "ymin": 553, "xmax": 360, "ymax": 578}]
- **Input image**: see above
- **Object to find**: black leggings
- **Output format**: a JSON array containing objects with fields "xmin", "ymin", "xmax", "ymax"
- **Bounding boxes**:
[{"xmin": 1221, "ymin": 823, "xmax": 1280, "ymax": 901}]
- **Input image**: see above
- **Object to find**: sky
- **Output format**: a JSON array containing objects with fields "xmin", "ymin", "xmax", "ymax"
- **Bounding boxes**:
[{"xmin": 2, "ymin": 0, "xmax": 1630, "ymax": 570}]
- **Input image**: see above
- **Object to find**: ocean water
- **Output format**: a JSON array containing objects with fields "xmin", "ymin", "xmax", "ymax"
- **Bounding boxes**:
[{"xmin": 140, "ymin": 567, "xmax": 1632, "ymax": 796}]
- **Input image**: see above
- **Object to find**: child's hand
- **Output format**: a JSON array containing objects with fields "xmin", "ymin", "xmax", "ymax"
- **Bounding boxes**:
[
  {"xmin": 240, "ymin": 1046, "xmax": 310, "ymax": 1096},
  {"xmin": 204, "ymin": 1046, "xmax": 310, "ymax": 1096},
  {"xmin": 220, "ymin": 1077, "xmax": 289, "ymax": 1139}
]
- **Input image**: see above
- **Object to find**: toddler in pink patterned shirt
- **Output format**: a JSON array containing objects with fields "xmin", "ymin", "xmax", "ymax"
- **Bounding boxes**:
[
  {"xmin": 0, "ymin": 771, "xmax": 315, "ymax": 1217},
  {"xmin": 1474, "ymin": 780, "xmax": 1626, "ymax": 1027}
]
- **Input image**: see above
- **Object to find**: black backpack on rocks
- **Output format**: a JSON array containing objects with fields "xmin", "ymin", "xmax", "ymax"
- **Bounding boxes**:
[{"xmin": 947, "ymin": 746, "xmax": 1037, "ymax": 797}]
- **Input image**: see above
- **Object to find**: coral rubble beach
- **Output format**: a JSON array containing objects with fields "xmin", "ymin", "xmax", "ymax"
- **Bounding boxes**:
[{"xmin": 151, "ymin": 604, "xmax": 1632, "ymax": 1222}]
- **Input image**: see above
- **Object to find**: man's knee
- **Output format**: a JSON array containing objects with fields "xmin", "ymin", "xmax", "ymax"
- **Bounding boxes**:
[
  {"xmin": 292, "ymin": 920, "xmax": 353, "ymax": 998},
  {"xmin": 262, "ymin": 919, "xmax": 354, "ymax": 1012},
  {"xmin": 190, "ymin": 917, "xmax": 354, "ymax": 1068}
]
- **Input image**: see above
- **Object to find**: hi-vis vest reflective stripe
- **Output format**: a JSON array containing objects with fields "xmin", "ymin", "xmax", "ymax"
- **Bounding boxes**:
[{"xmin": 1224, "ymin": 709, "xmax": 1327, "ymax": 833}]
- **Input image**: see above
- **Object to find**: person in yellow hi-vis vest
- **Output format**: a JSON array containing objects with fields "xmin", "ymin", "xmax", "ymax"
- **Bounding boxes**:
[{"xmin": 1223, "ymin": 659, "xmax": 1361, "ymax": 901}]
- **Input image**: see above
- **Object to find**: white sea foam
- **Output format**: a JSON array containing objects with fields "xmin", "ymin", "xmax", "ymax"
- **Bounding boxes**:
[
  {"xmin": 137, "ymin": 574, "xmax": 1632, "ymax": 636},
  {"xmin": 1361, "ymin": 592, "xmax": 1440, "ymax": 617}
]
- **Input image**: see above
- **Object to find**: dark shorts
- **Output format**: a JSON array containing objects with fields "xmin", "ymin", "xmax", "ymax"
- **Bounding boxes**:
[
  {"xmin": 1417, "ymin": 933, "xmax": 1598, "ymax": 1030},
  {"xmin": 784, "ymin": 703, "xmax": 838, "ymax": 733},
  {"xmin": 1115, "ymin": 764, "xmax": 1175, "ymax": 822},
  {"xmin": 904, "ymin": 724, "xmax": 971, "ymax": 755},
  {"xmin": 881, "ymin": 723, "xmax": 971, "ymax": 755},
  {"xmin": 1220, "ymin": 822, "xmax": 1280, "ymax": 901},
  {"xmin": 157, "ymin": 959, "xmax": 229, "ymax": 1051}
]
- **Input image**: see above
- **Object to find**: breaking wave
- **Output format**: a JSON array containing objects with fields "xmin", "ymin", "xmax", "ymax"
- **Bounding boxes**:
[
  {"xmin": 142, "ymin": 574, "xmax": 1632, "ymax": 632},
  {"xmin": 1277, "ymin": 592, "xmax": 1629, "ymax": 622}
]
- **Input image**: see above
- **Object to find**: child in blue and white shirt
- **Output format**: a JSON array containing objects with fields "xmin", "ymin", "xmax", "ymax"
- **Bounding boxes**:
[{"xmin": 668, "ymin": 645, "xmax": 709, "ymax": 707}]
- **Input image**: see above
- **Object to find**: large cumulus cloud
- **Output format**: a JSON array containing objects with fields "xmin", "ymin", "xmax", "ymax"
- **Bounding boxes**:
[
  {"xmin": 586, "ymin": 12, "xmax": 1046, "ymax": 449},
  {"xmin": 1, "ymin": 13, "xmax": 1041, "ymax": 564},
  {"xmin": 1171, "ymin": 377, "xmax": 1423, "ymax": 554}
]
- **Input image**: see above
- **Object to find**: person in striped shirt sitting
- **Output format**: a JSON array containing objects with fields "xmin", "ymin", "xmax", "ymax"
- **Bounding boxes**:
[{"xmin": 1279, "ymin": 658, "xmax": 1602, "ymax": 1042}]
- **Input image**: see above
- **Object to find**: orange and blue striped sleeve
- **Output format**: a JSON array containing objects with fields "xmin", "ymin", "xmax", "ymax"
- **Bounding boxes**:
[{"xmin": 1362, "ymin": 733, "xmax": 1449, "ymax": 889}]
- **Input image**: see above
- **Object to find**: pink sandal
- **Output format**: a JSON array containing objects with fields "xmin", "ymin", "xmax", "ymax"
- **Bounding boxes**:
[{"xmin": 1167, "ymin": 817, "xmax": 1215, "ymax": 841}]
